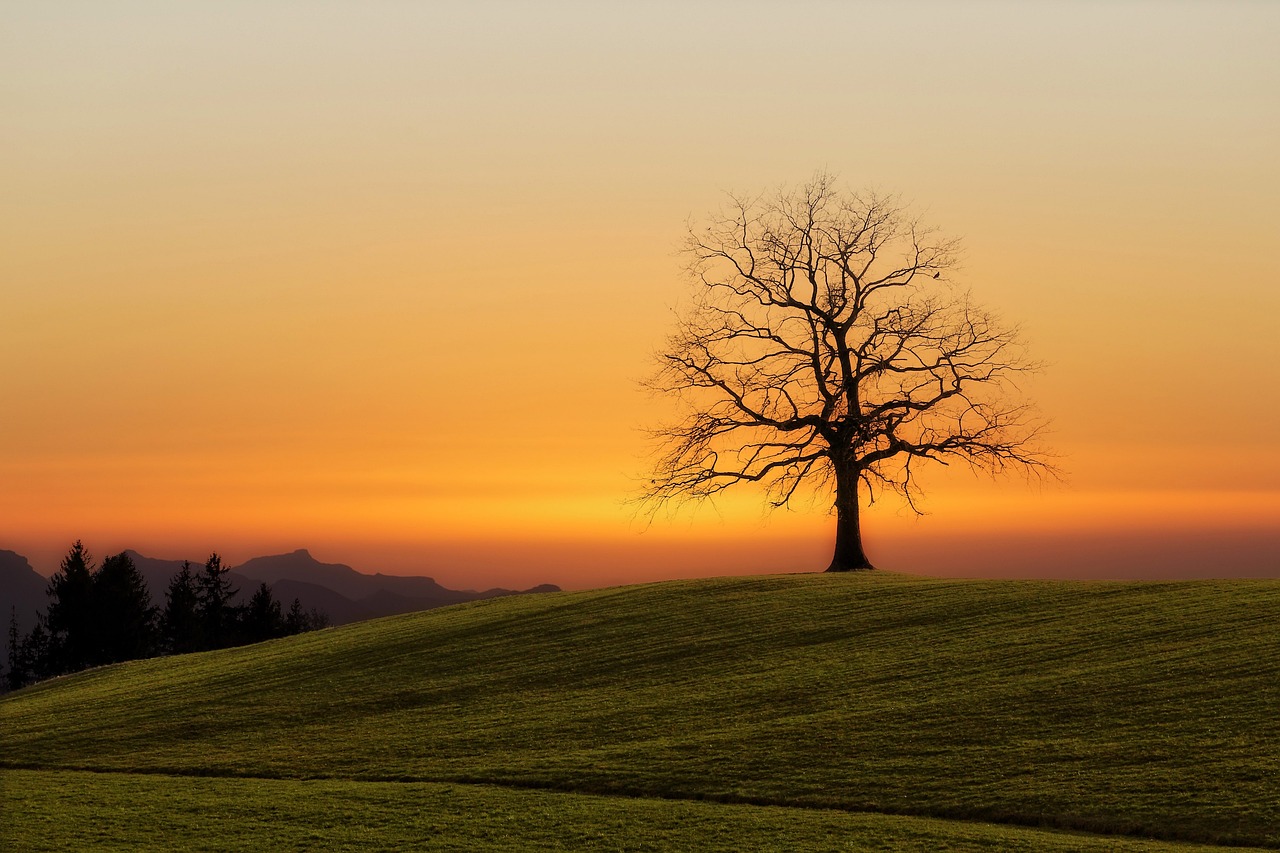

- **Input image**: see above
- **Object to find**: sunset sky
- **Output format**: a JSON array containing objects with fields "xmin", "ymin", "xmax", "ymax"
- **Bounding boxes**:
[{"xmin": 4, "ymin": 2, "xmax": 1278, "ymax": 589}]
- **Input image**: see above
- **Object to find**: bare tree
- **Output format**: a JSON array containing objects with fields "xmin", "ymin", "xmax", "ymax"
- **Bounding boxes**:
[{"xmin": 642, "ymin": 174, "xmax": 1053, "ymax": 571}]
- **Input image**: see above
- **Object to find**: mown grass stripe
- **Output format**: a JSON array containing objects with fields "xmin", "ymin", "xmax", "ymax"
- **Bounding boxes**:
[{"xmin": 3, "ymin": 768, "xmax": 1271, "ymax": 853}]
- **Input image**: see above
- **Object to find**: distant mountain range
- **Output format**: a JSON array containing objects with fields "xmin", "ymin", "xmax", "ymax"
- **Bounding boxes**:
[{"xmin": 0, "ymin": 547, "xmax": 558, "ymax": 664}]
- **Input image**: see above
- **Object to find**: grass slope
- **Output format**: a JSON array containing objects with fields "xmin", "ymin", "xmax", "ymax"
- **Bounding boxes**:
[{"xmin": 2, "ymin": 574, "xmax": 1278, "ymax": 848}]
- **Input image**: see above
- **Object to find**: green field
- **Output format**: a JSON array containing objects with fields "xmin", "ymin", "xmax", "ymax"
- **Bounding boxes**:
[{"xmin": 2, "ymin": 573, "xmax": 1278, "ymax": 850}]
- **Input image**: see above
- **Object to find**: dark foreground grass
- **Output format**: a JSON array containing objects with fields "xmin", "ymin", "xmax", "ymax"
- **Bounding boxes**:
[
  {"xmin": 2, "ymin": 574, "xmax": 1279, "ymax": 847},
  {"xmin": 2, "ymin": 768, "xmax": 1271, "ymax": 852}
]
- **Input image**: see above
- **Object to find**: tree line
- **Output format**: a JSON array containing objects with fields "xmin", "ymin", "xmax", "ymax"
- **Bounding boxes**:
[{"xmin": 4, "ymin": 541, "xmax": 327, "ymax": 691}]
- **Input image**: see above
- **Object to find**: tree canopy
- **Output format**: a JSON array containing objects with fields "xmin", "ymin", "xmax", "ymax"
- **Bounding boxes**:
[{"xmin": 642, "ymin": 174, "xmax": 1053, "ymax": 570}]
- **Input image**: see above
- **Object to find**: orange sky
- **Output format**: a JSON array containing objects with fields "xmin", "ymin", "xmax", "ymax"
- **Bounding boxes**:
[{"xmin": 3, "ymin": 3, "xmax": 1278, "ymax": 588}]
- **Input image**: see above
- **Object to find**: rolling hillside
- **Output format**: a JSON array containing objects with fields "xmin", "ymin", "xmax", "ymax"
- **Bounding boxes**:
[{"xmin": 2, "ymin": 573, "xmax": 1278, "ymax": 850}]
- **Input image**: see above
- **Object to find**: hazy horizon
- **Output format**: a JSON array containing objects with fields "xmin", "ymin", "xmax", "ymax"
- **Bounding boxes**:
[{"xmin": 10, "ymin": 520, "xmax": 1279, "ymax": 592}]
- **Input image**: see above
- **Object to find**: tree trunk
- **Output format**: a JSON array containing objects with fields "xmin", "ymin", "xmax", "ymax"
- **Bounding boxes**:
[{"xmin": 826, "ymin": 456, "xmax": 874, "ymax": 571}]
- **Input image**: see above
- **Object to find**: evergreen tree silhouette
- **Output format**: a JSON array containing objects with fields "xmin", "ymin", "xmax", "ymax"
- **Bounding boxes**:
[
  {"xmin": 197, "ymin": 553, "xmax": 239, "ymax": 649},
  {"xmin": 243, "ymin": 583, "xmax": 284, "ymax": 643},
  {"xmin": 44, "ymin": 540, "xmax": 96, "ymax": 673},
  {"xmin": 13, "ymin": 617, "xmax": 52, "ymax": 687},
  {"xmin": 284, "ymin": 598, "xmax": 306, "ymax": 635},
  {"xmin": 4, "ymin": 607, "xmax": 23, "ymax": 691},
  {"xmin": 162, "ymin": 561, "xmax": 203, "ymax": 654},
  {"xmin": 93, "ymin": 552, "xmax": 158, "ymax": 664}
]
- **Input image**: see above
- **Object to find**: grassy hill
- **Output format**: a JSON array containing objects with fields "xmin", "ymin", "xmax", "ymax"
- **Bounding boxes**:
[{"xmin": 2, "ymin": 573, "xmax": 1278, "ymax": 850}]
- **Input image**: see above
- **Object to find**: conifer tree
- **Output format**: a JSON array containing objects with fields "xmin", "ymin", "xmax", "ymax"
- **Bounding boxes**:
[
  {"xmin": 243, "ymin": 583, "xmax": 284, "ymax": 643},
  {"xmin": 93, "ymin": 552, "xmax": 158, "ymax": 664},
  {"xmin": 284, "ymin": 598, "xmax": 306, "ymax": 635},
  {"xmin": 282, "ymin": 598, "xmax": 329, "ymax": 634},
  {"xmin": 162, "ymin": 561, "xmax": 203, "ymax": 654},
  {"xmin": 4, "ymin": 607, "xmax": 23, "ymax": 691},
  {"xmin": 197, "ymin": 553, "xmax": 239, "ymax": 649},
  {"xmin": 44, "ymin": 540, "xmax": 96, "ymax": 672},
  {"xmin": 14, "ymin": 617, "xmax": 52, "ymax": 687}
]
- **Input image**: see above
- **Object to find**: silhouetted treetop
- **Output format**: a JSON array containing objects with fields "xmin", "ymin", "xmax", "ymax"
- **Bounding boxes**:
[{"xmin": 642, "ymin": 174, "xmax": 1055, "ymax": 571}]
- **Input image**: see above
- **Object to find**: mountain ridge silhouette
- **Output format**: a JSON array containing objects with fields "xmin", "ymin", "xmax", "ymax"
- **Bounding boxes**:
[{"xmin": 0, "ymin": 547, "xmax": 560, "ymax": 664}]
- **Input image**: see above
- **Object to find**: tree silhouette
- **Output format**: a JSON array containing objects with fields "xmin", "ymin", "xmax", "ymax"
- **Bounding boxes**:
[
  {"xmin": 285, "ymin": 598, "xmax": 306, "ymax": 635},
  {"xmin": 197, "ymin": 553, "xmax": 239, "ymax": 649},
  {"xmin": 93, "ymin": 552, "xmax": 158, "ymax": 664},
  {"xmin": 643, "ymin": 175, "xmax": 1053, "ymax": 571},
  {"xmin": 5, "ymin": 607, "xmax": 23, "ymax": 691},
  {"xmin": 243, "ymin": 582, "xmax": 284, "ymax": 643},
  {"xmin": 283, "ymin": 598, "xmax": 328, "ymax": 635},
  {"xmin": 162, "ymin": 561, "xmax": 203, "ymax": 654},
  {"xmin": 8, "ymin": 615, "xmax": 51, "ymax": 689},
  {"xmin": 44, "ymin": 540, "xmax": 97, "ymax": 672}
]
